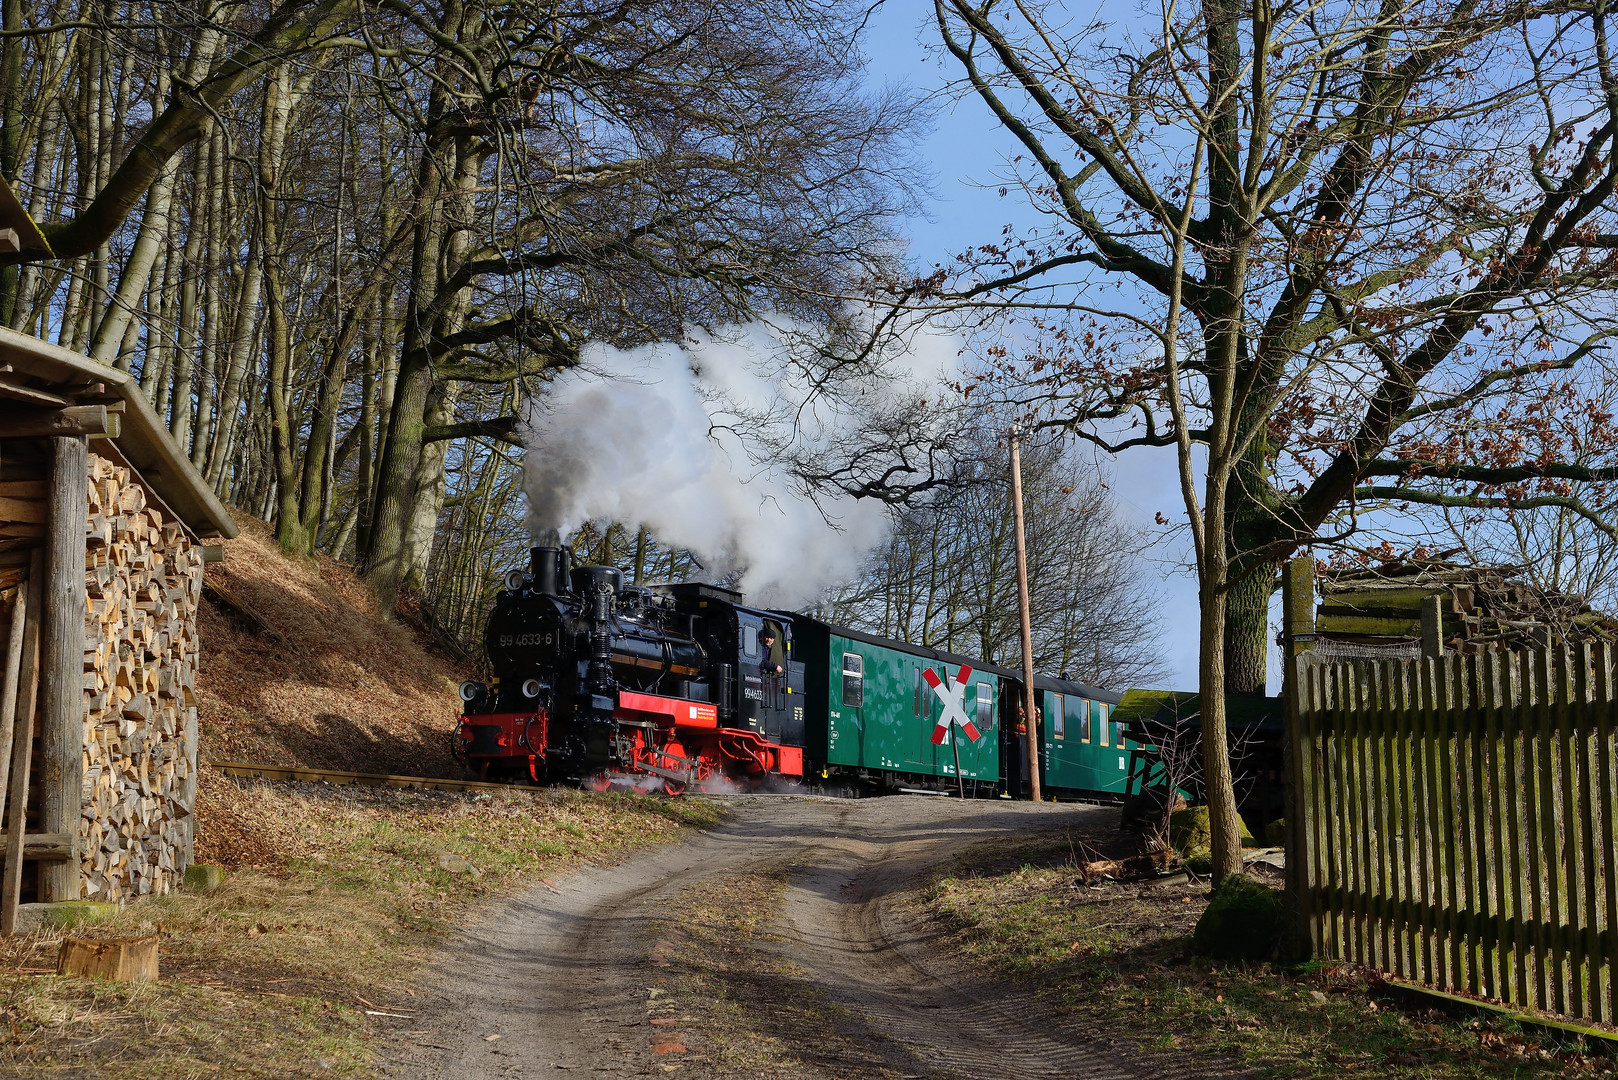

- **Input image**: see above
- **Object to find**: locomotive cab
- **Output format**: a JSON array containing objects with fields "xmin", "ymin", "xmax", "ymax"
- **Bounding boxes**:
[{"xmin": 651, "ymin": 583, "xmax": 807, "ymax": 756}]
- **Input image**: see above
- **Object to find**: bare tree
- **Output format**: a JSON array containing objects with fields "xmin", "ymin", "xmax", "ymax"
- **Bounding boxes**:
[{"xmin": 827, "ymin": 429, "xmax": 1165, "ymax": 689}]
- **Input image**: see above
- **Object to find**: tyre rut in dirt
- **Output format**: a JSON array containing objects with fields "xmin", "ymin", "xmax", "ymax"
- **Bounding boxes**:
[{"xmin": 386, "ymin": 796, "xmax": 1150, "ymax": 1080}]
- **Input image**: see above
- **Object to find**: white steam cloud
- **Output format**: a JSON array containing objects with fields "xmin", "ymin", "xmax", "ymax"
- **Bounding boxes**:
[{"xmin": 523, "ymin": 317, "xmax": 961, "ymax": 608}]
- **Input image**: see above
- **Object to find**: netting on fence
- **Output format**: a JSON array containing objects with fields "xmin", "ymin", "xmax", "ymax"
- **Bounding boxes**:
[{"xmin": 1310, "ymin": 638, "xmax": 1423, "ymax": 661}]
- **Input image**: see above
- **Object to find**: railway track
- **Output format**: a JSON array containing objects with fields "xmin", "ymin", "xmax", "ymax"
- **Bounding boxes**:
[
  {"xmin": 210, "ymin": 761, "xmax": 867, "ymax": 801},
  {"xmin": 209, "ymin": 761, "xmax": 532, "ymax": 794}
]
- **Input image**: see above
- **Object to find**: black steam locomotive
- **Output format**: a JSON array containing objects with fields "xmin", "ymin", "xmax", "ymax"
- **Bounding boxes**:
[{"xmin": 453, "ymin": 546, "xmax": 806, "ymax": 791}]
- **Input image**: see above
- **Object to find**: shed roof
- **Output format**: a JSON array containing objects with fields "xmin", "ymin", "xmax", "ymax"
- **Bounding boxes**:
[
  {"xmin": 0, "ymin": 326, "xmax": 238, "ymax": 539},
  {"xmin": 1111, "ymin": 688, "xmax": 1284, "ymax": 733}
]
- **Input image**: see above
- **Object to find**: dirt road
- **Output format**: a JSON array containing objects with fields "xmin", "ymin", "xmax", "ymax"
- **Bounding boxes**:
[{"xmin": 387, "ymin": 794, "xmax": 1150, "ymax": 1080}]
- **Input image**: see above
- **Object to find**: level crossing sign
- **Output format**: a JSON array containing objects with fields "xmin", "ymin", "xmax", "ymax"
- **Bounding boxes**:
[{"xmin": 923, "ymin": 664, "xmax": 983, "ymax": 745}]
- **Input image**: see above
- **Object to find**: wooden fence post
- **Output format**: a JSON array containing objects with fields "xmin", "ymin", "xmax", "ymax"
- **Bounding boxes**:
[
  {"xmin": 39, "ymin": 435, "xmax": 85, "ymax": 902},
  {"xmin": 1421, "ymin": 595, "xmax": 1445, "ymax": 659},
  {"xmin": 1282, "ymin": 555, "xmax": 1316, "ymax": 959}
]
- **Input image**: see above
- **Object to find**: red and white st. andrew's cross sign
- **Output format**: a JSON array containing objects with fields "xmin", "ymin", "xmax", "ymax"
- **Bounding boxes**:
[{"xmin": 923, "ymin": 665, "xmax": 982, "ymax": 745}]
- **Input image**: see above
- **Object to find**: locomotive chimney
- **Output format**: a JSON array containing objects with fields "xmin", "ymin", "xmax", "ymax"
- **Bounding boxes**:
[{"xmin": 529, "ymin": 546, "xmax": 571, "ymax": 597}]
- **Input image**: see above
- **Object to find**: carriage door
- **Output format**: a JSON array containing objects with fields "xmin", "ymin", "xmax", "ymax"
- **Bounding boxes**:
[{"xmin": 912, "ymin": 665, "xmax": 930, "ymax": 765}]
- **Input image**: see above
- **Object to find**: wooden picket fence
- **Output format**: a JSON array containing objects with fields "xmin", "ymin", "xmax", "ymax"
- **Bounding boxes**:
[{"xmin": 1289, "ymin": 644, "xmax": 1618, "ymax": 1023}]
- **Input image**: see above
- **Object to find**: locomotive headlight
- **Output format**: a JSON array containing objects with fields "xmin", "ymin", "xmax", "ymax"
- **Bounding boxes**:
[
  {"xmin": 458, "ymin": 680, "xmax": 486, "ymax": 702},
  {"xmin": 522, "ymin": 678, "xmax": 543, "ymax": 699},
  {"xmin": 505, "ymin": 569, "xmax": 527, "ymax": 592}
]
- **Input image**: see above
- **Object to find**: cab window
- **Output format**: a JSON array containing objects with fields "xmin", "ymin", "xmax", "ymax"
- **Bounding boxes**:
[
  {"xmin": 841, "ymin": 652, "xmax": 864, "ymax": 708},
  {"xmin": 743, "ymin": 625, "xmax": 758, "ymax": 657}
]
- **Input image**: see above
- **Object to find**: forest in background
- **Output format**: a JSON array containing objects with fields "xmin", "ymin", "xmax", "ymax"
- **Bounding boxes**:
[{"xmin": 0, "ymin": 0, "xmax": 1167, "ymax": 685}]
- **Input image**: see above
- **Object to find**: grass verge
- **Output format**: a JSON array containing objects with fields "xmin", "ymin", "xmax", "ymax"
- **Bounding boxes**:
[
  {"xmin": 924, "ymin": 832, "xmax": 1617, "ymax": 1080},
  {"xmin": 0, "ymin": 778, "xmax": 721, "ymax": 1080}
]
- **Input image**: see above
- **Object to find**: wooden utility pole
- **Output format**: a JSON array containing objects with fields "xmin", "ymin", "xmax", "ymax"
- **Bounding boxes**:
[{"xmin": 1009, "ymin": 429, "xmax": 1041, "ymax": 803}]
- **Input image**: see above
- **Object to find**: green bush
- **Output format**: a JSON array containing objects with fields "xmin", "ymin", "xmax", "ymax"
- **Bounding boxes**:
[{"xmin": 1193, "ymin": 873, "xmax": 1285, "ymax": 961}]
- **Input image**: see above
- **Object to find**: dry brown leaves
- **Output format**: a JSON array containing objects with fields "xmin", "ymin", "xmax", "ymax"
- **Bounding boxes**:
[{"xmin": 195, "ymin": 514, "xmax": 471, "ymax": 780}]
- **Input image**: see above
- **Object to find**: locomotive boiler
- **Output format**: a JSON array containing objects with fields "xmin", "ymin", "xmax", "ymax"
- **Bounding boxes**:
[{"xmin": 454, "ymin": 545, "xmax": 806, "ymax": 791}]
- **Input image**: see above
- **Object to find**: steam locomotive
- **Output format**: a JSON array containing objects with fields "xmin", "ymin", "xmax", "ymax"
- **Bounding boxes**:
[
  {"xmin": 454, "ymin": 545, "xmax": 1130, "ymax": 797},
  {"xmin": 454, "ymin": 546, "xmax": 804, "ymax": 792}
]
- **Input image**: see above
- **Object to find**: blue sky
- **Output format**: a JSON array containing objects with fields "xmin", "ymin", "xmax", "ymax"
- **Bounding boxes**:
[{"xmin": 856, "ymin": 5, "xmax": 1276, "ymax": 693}]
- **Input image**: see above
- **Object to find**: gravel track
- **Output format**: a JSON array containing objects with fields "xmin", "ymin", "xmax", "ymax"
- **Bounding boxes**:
[{"xmin": 386, "ymin": 794, "xmax": 1151, "ymax": 1079}]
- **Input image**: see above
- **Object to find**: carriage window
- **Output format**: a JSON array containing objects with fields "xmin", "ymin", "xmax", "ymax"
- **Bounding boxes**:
[
  {"xmin": 976, "ymin": 683, "xmax": 992, "ymax": 729},
  {"xmin": 1079, "ymin": 699, "xmax": 1092, "ymax": 743},
  {"xmin": 913, "ymin": 667, "xmax": 925, "ymax": 716},
  {"xmin": 841, "ymin": 652, "xmax": 864, "ymax": 708},
  {"xmin": 1051, "ymin": 693, "xmax": 1065, "ymax": 739},
  {"xmin": 743, "ymin": 625, "xmax": 758, "ymax": 657},
  {"xmin": 1098, "ymin": 700, "xmax": 1110, "ymax": 746}
]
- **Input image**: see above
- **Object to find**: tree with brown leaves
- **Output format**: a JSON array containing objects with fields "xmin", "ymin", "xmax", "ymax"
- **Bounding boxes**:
[{"xmin": 924, "ymin": 0, "xmax": 1618, "ymax": 881}]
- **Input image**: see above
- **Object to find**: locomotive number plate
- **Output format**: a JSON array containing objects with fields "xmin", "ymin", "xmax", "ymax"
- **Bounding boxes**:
[{"xmin": 499, "ymin": 632, "xmax": 554, "ymax": 647}]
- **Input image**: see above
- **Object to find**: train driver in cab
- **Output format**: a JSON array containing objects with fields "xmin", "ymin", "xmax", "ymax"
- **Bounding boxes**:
[{"xmin": 758, "ymin": 624, "xmax": 786, "ymax": 678}]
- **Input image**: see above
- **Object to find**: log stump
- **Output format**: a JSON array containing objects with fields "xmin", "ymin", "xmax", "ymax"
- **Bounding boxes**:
[{"xmin": 57, "ymin": 934, "xmax": 158, "ymax": 982}]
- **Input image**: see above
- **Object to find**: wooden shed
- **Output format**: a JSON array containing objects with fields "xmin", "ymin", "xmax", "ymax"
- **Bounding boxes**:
[{"xmin": 0, "ymin": 325, "xmax": 236, "ymax": 932}]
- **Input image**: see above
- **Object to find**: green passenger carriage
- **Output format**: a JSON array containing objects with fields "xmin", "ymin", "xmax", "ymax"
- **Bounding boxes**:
[
  {"xmin": 1035, "ymin": 676, "xmax": 1130, "ymax": 797},
  {"xmin": 790, "ymin": 615, "xmax": 1128, "ymax": 799}
]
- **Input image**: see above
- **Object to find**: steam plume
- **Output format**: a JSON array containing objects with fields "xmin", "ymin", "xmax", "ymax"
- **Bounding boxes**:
[{"xmin": 523, "ymin": 317, "xmax": 960, "ymax": 607}]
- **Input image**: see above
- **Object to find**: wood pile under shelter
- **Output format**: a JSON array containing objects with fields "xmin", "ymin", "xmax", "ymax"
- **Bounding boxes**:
[
  {"xmin": 1314, "ymin": 558, "xmax": 1618, "ymax": 657},
  {"xmin": 0, "ymin": 325, "xmax": 236, "ymax": 932}
]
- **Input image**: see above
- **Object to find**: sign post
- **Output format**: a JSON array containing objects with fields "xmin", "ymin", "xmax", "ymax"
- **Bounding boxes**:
[{"xmin": 924, "ymin": 665, "xmax": 982, "ymax": 798}]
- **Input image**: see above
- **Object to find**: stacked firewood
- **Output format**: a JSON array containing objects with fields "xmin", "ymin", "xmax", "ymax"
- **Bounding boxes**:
[
  {"xmin": 1318, "ymin": 559, "xmax": 1618, "ymax": 653},
  {"xmin": 79, "ymin": 453, "xmax": 201, "ymax": 901}
]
